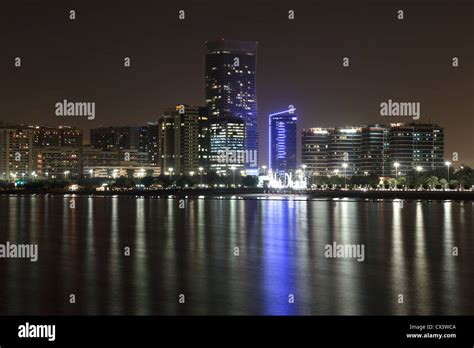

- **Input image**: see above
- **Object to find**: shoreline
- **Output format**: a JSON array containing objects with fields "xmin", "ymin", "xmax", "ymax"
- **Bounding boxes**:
[{"xmin": 1, "ymin": 188, "xmax": 473, "ymax": 201}]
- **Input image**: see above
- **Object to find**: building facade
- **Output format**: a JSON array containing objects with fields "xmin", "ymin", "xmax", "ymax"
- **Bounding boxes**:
[
  {"xmin": 302, "ymin": 123, "xmax": 445, "ymax": 178},
  {"xmin": 302, "ymin": 127, "xmax": 362, "ymax": 176},
  {"xmin": 158, "ymin": 105, "xmax": 209, "ymax": 175},
  {"xmin": 33, "ymin": 125, "xmax": 82, "ymax": 147},
  {"xmin": 389, "ymin": 123, "xmax": 445, "ymax": 175},
  {"xmin": 205, "ymin": 39, "xmax": 258, "ymax": 171},
  {"xmin": 90, "ymin": 126, "xmax": 140, "ymax": 150},
  {"xmin": 209, "ymin": 115, "xmax": 246, "ymax": 173},
  {"xmin": 360, "ymin": 124, "xmax": 390, "ymax": 176},
  {"xmin": 0, "ymin": 127, "xmax": 35, "ymax": 180},
  {"xmin": 301, "ymin": 128, "xmax": 332, "ymax": 176},
  {"xmin": 269, "ymin": 109, "xmax": 298, "ymax": 175},
  {"xmin": 35, "ymin": 146, "xmax": 81, "ymax": 179}
]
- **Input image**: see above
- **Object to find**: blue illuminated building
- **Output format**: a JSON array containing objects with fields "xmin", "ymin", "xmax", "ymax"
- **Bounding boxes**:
[{"xmin": 269, "ymin": 108, "xmax": 298, "ymax": 175}]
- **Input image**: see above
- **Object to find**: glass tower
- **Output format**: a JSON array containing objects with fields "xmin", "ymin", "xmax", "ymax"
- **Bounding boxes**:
[
  {"xmin": 205, "ymin": 39, "xmax": 258, "ymax": 171},
  {"xmin": 269, "ymin": 109, "xmax": 298, "ymax": 175}
]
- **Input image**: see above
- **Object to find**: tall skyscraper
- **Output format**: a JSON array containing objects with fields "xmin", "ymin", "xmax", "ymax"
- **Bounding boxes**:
[
  {"xmin": 269, "ymin": 108, "xmax": 298, "ymax": 175},
  {"xmin": 204, "ymin": 39, "xmax": 258, "ymax": 172}
]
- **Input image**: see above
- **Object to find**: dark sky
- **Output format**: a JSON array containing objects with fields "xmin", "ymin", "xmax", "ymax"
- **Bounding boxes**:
[{"xmin": 1, "ymin": 0, "xmax": 473, "ymax": 166}]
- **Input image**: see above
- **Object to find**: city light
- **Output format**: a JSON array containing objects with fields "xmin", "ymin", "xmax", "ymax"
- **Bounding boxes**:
[
  {"xmin": 198, "ymin": 167, "xmax": 204, "ymax": 185},
  {"xmin": 230, "ymin": 166, "xmax": 236, "ymax": 186},
  {"xmin": 342, "ymin": 163, "xmax": 348, "ymax": 188},
  {"xmin": 393, "ymin": 162, "xmax": 400, "ymax": 179},
  {"xmin": 445, "ymin": 161, "xmax": 451, "ymax": 181},
  {"xmin": 267, "ymin": 171, "xmax": 307, "ymax": 190}
]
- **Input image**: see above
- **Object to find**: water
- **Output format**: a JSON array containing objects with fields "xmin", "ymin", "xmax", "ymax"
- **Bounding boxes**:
[{"xmin": 0, "ymin": 195, "xmax": 472, "ymax": 315}]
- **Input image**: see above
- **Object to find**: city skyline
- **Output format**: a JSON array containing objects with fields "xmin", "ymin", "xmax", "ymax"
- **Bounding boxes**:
[
  {"xmin": 1, "ymin": 0, "xmax": 472, "ymax": 167},
  {"xmin": 0, "ymin": 119, "xmax": 455, "ymax": 181}
]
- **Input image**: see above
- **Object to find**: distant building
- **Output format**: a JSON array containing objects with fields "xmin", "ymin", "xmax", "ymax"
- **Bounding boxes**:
[
  {"xmin": 302, "ymin": 127, "xmax": 362, "ymax": 176},
  {"xmin": 83, "ymin": 166, "xmax": 160, "ymax": 179},
  {"xmin": 35, "ymin": 146, "xmax": 81, "ymax": 179},
  {"xmin": 302, "ymin": 123, "xmax": 445, "ymax": 177},
  {"xmin": 389, "ymin": 123, "xmax": 444, "ymax": 175},
  {"xmin": 32, "ymin": 125, "xmax": 82, "ymax": 147},
  {"xmin": 90, "ymin": 126, "xmax": 139, "ymax": 150},
  {"xmin": 301, "ymin": 128, "xmax": 332, "ymax": 176},
  {"xmin": 360, "ymin": 124, "xmax": 390, "ymax": 176},
  {"xmin": 158, "ymin": 105, "xmax": 209, "ymax": 175},
  {"xmin": 0, "ymin": 126, "xmax": 35, "ymax": 180},
  {"xmin": 81, "ymin": 147, "xmax": 157, "ymax": 178},
  {"xmin": 269, "ymin": 108, "xmax": 298, "ymax": 175},
  {"xmin": 146, "ymin": 122, "xmax": 160, "ymax": 166},
  {"xmin": 205, "ymin": 39, "xmax": 259, "ymax": 170},
  {"xmin": 209, "ymin": 115, "xmax": 246, "ymax": 174},
  {"xmin": 81, "ymin": 147, "xmax": 121, "ymax": 167},
  {"xmin": 133, "ymin": 123, "xmax": 161, "ymax": 166}
]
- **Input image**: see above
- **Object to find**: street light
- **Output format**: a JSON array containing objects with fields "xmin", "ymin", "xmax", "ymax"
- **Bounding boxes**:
[
  {"xmin": 301, "ymin": 164, "xmax": 307, "ymax": 180},
  {"xmin": 445, "ymin": 161, "xmax": 451, "ymax": 182},
  {"xmin": 89, "ymin": 169, "xmax": 93, "ymax": 179},
  {"xmin": 198, "ymin": 167, "xmax": 204, "ymax": 186},
  {"xmin": 342, "ymin": 163, "xmax": 348, "ymax": 188},
  {"xmin": 64, "ymin": 170, "xmax": 70, "ymax": 180},
  {"xmin": 230, "ymin": 166, "xmax": 236, "ymax": 187},
  {"xmin": 168, "ymin": 168, "xmax": 173, "ymax": 181},
  {"xmin": 393, "ymin": 162, "xmax": 400, "ymax": 179}
]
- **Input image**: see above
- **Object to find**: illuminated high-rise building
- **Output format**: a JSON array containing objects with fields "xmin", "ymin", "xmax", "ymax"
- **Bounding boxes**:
[
  {"xmin": 158, "ymin": 105, "xmax": 209, "ymax": 175},
  {"xmin": 0, "ymin": 126, "xmax": 35, "ymax": 180},
  {"xmin": 269, "ymin": 108, "xmax": 298, "ymax": 175},
  {"xmin": 205, "ymin": 39, "xmax": 258, "ymax": 171},
  {"xmin": 209, "ymin": 115, "xmax": 246, "ymax": 174}
]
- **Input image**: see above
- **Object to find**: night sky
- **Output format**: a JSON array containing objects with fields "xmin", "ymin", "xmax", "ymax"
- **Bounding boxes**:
[{"xmin": 1, "ymin": 0, "xmax": 473, "ymax": 166}]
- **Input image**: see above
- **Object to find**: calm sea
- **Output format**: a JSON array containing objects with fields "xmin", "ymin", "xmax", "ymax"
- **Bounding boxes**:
[{"xmin": 0, "ymin": 195, "xmax": 472, "ymax": 315}]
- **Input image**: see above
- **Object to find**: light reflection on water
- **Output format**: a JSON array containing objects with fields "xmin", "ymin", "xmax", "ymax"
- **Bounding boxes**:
[{"xmin": 0, "ymin": 196, "xmax": 472, "ymax": 315}]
